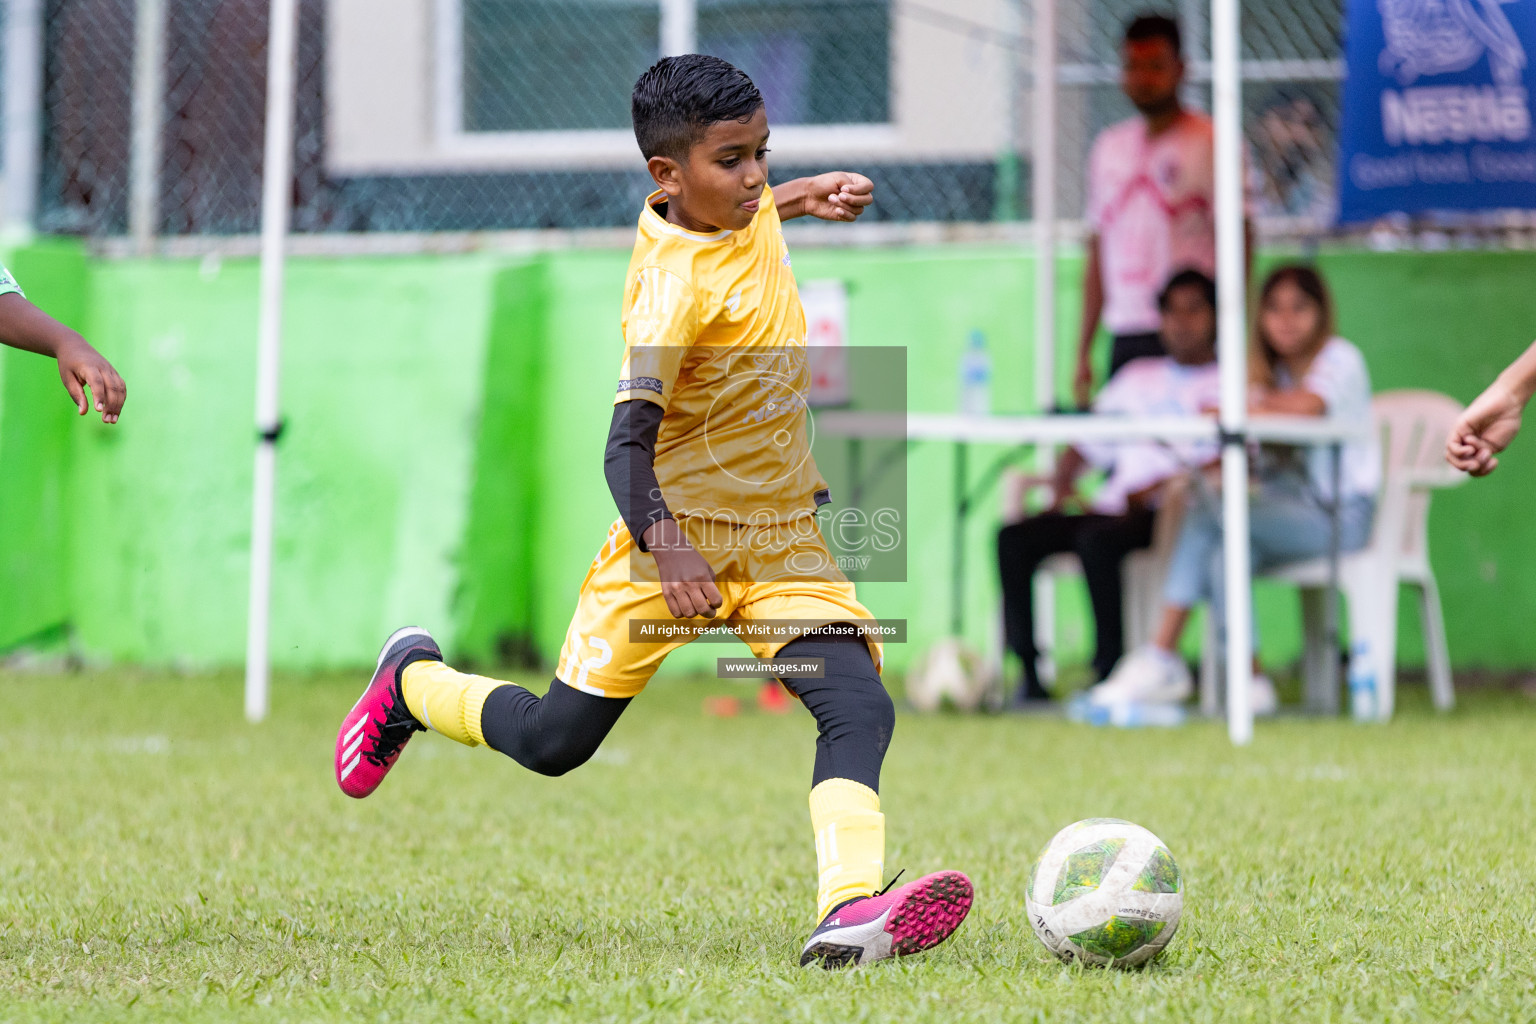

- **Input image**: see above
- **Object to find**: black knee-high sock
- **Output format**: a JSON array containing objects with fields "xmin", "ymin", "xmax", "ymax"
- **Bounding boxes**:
[
  {"xmin": 479, "ymin": 679, "xmax": 631, "ymax": 777},
  {"xmin": 777, "ymin": 632, "xmax": 894, "ymax": 792}
]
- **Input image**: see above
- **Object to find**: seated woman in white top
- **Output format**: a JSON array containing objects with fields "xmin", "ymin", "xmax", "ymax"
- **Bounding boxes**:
[{"xmin": 1090, "ymin": 264, "xmax": 1380, "ymax": 714}]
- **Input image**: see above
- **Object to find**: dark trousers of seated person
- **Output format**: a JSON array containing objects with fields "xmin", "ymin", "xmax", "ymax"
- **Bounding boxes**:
[{"xmin": 996, "ymin": 509, "xmax": 1156, "ymax": 698}]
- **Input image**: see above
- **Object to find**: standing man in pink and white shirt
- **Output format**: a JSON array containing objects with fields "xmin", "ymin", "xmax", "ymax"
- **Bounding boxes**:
[{"xmin": 1074, "ymin": 14, "xmax": 1253, "ymax": 408}]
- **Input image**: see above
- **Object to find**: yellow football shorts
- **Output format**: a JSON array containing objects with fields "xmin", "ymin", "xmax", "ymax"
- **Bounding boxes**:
[{"xmin": 554, "ymin": 515, "xmax": 883, "ymax": 698}]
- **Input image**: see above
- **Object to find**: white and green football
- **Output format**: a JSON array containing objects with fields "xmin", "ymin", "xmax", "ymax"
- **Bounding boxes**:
[{"xmin": 1025, "ymin": 818, "xmax": 1183, "ymax": 967}]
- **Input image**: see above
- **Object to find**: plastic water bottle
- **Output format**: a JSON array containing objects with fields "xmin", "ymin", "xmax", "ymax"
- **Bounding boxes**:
[
  {"xmin": 959, "ymin": 330, "xmax": 991, "ymax": 416},
  {"xmin": 1066, "ymin": 695, "xmax": 1186, "ymax": 728},
  {"xmin": 1109, "ymin": 702, "xmax": 1187, "ymax": 728},
  {"xmin": 1348, "ymin": 640, "xmax": 1377, "ymax": 721}
]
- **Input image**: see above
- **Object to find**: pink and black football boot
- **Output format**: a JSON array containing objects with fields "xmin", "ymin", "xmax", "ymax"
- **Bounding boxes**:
[
  {"xmin": 334, "ymin": 627, "xmax": 441, "ymax": 798},
  {"xmin": 799, "ymin": 870, "xmax": 974, "ymax": 969}
]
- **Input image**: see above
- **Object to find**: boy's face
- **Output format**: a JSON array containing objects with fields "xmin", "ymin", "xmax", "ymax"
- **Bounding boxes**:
[
  {"xmin": 1159, "ymin": 285, "xmax": 1216, "ymax": 365},
  {"xmin": 647, "ymin": 105, "xmax": 770, "ymax": 233}
]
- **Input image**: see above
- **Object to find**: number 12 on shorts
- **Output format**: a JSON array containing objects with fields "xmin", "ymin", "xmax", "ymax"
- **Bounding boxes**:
[{"xmin": 560, "ymin": 633, "xmax": 613, "ymax": 694}]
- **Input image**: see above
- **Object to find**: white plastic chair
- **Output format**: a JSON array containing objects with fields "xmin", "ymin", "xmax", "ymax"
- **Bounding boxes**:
[{"xmin": 1199, "ymin": 390, "xmax": 1466, "ymax": 719}]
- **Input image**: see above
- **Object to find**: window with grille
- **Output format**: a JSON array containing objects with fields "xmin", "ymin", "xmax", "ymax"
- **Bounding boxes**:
[{"xmin": 454, "ymin": 0, "xmax": 891, "ymax": 136}]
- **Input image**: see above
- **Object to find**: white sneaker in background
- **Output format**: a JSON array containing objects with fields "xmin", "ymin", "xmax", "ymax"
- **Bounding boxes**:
[
  {"xmin": 1250, "ymin": 674, "xmax": 1279, "ymax": 717},
  {"xmin": 1087, "ymin": 647, "xmax": 1193, "ymax": 707}
]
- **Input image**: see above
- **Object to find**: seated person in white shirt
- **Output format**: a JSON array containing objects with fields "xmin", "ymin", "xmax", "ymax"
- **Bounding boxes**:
[
  {"xmin": 997, "ymin": 270, "xmax": 1220, "ymax": 705},
  {"xmin": 1094, "ymin": 264, "xmax": 1379, "ymax": 715}
]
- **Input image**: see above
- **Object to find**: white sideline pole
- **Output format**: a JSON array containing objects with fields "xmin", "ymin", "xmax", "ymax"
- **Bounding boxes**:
[
  {"xmin": 1, "ymin": 0, "xmax": 43, "ymax": 236},
  {"xmin": 1030, "ymin": 0, "xmax": 1059, "ymax": 676},
  {"xmin": 245, "ymin": 0, "xmax": 299, "ymax": 723},
  {"xmin": 129, "ymin": 0, "xmax": 166, "ymax": 251},
  {"xmin": 659, "ymin": 0, "xmax": 697, "ymax": 56},
  {"xmin": 1212, "ymin": 0, "xmax": 1252, "ymax": 745},
  {"xmin": 1031, "ymin": 0, "xmax": 1056, "ymax": 394}
]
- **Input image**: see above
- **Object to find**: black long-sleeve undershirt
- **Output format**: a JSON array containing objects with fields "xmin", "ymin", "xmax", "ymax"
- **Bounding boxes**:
[{"xmin": 603, "ymin": 399, "xmax": 672, "ymax": 552}]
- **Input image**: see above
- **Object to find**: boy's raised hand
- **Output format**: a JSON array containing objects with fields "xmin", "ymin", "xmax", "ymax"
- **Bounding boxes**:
[
  {"xmin": 57, "ymin": 336, "xmax": 127, "ymax": 424},
  {"xmin": 1446, "ymin": 378, "xmax": 1525, "ymax": 477},
  {"xmin": 802, "ymin": 172, "xmax": 874, "ymax": 222},
  {"xmin": 643, "ymin": 518, "xmax": 724, "ymax": 619}
]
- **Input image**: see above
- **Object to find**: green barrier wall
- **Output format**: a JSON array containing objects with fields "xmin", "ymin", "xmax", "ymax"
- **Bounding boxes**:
[
  {"xmin": 62, "ymin": 253, "xmax": 510, "ymax": 669},
  {"xmin": 0, "ymin": 240, "xmax": 1533, "ymax": 678},
  {"xmin": 455, "ymin": 260, "xmax": 547, "ymax": 668}
]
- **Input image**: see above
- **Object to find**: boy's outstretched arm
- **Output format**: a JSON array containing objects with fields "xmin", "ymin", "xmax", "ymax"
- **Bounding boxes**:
[
  {"xmin": 0, "ymin": 292, "xmax": 126, "ymax": 423},
  {"xmin": 773, "ymin": 172, "xmax": 874, "ymax": 222},
  {"xmin": 604, "ymin": 400, "xmax": 723, "ymax": 618},
  {"xmin": 1446, "ymin": 340, "xmax": 1536, "ymax": 477}
]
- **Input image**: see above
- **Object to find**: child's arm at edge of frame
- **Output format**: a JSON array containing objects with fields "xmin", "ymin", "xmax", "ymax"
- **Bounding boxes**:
[
  {"xmin": 772, "ymin": 173, "xmax": 874, "ymax": 223},
  {"xmin": 0, "ymin": 293, "xmax": 126, "ymax": 423},
  {"xmin": 1446, "ymin": 339, "xmax": 1536, "ymax": 477}
]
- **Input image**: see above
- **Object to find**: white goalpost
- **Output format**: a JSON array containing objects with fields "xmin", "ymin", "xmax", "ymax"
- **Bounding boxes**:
[
  {"xmin": 245, "ymin": 0, "xmax": 300, "ymax": 723},
  {"xmin": 1210, "ymin": 0, "xmax": 1253, "ymax": 745},
  {"xmin": 1, "ymin": 0, "xmax": 43, "ymax": 237},
  {"xmin": 1028, "ymin": 0, "xmax": 1254, "ymax": 743},
  {"xmin": 1029, "ymin": 0, "xmax": 1059, "ymax": 688}
]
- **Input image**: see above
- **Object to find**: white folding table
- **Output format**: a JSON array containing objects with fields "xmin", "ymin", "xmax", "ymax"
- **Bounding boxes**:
[{"xmin": 812, "ymin": 410, "xmax": 1372, "ymax": 743}]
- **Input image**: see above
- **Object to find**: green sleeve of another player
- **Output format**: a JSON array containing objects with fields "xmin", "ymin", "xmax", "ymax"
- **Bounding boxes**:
[{"xmin": 0, "ymin": 262, "xmax": 23, "ymax": 299}]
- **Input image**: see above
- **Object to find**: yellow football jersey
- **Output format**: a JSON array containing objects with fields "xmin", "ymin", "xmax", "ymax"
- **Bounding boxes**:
[{"xmin": 615, "ymin": 184, "xmax": 829, "ymax": 525}]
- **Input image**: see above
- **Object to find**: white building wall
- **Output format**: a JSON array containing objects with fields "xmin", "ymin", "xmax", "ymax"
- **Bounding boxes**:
[{"xmin": 325, "ymin": 0, "xmax": 1025, "ymax": 174}]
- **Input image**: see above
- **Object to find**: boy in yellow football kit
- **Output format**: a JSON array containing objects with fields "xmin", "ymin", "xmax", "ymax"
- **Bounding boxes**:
[{"xmin": 334, "ymin": 55, "xmax": 972, "ymax": 968}]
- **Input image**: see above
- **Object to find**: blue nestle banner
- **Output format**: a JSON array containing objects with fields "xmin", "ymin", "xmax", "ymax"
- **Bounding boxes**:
[{"xmin": 1338, "ymin": 0, "xmax": 1536, "ymax": 221}]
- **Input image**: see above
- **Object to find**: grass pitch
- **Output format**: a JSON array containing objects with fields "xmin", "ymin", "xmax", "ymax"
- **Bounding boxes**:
[{"xmin": 3, "ymin": 668, "xmax": 1535, "ymax": 1022}]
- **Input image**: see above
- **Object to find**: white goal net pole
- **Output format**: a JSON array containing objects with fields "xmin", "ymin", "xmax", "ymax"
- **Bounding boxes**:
[
  {"xmin": 129, "ymin": 0, "xmax": 167, "ymax": 252},
  {"xmin": 245, "ymin": 0, "xmax": 299, "ymax": 723},
  {"xmin": 1, "ymin": 0, "xmax": 43, "ymax": 236},
  {"xmin": 1212, "ymin": 0, "xmax": 1253, "ymax": 745},
  {"xmin": 1030, "ymin": 0, "xmax": 1059, "ymax": 678},
  {"xmin": 659, "ymin": 0, "xmax": 697, "ymax": 56},
  {"xmin": 1031, "ymin": 0, "xmax": 1057, "ymax": 406}
]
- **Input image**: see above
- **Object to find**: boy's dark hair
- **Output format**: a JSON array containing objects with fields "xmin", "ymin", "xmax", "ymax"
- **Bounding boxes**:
[
  {"xmin": 632, "ymin": 54, "xmax": 764, "ymax": 162},
  {"xmin": 1159, "ymin": 268, "xmax": 1216, "ymax": 310},
  {"xmin": 1124, "ymin": 14, "xmax": 1182, "ymax": 57}
]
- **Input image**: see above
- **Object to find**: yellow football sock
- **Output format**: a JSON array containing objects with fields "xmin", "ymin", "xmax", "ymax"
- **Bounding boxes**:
[
  {"xmin": 401, "ymin": 661, "xmax": 504, "ymax": 747},
  {"xmin": 809, "ymin": 778, "xmax": 885, "ymax": 921}
]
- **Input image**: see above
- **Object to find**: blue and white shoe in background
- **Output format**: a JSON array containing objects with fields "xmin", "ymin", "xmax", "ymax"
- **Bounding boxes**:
[{"xmin": 1088, "ymin": 647, "xmax": 1193, "ymax": 707}]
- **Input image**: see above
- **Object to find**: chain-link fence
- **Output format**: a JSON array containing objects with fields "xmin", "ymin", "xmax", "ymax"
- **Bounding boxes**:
[
  {"xmin": 24, "ymin": 0, "xmax": 1355, "ymax": 240},
  {"xmin": 41, "ymin": 0, "xmax": 322, "ymax": 235},
  {"xmin": 1054, "ymin": 0, "xmax": 1343, "ymax": 226}
]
